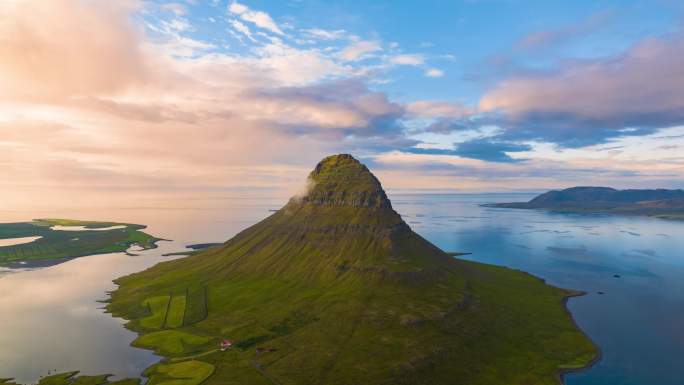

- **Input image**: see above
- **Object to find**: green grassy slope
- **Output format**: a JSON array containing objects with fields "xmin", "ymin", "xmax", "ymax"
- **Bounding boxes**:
[
  {"xmin": 0, "ymin": 219, "xmax": 160, "ymax": 266},
  {"xmin": 108, "ymin": 154, "xmax": 597, "ymax": 385}
]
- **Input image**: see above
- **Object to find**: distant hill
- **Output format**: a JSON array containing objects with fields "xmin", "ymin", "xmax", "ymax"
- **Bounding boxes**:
[
  {"xmin": 108, "ymin": 154, "xmax": 596, "ymax": 385},
  {"xmin": 490, "ymin": 186, "xmax": 684, "ymax": 219}
]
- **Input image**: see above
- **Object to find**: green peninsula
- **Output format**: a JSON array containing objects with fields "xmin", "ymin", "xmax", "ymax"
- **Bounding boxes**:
[
  {"xmin": 0, "ymin": 219, "xmax": 160, "ymax": 266},
  {"xmin": 1, "ymin": 372, "xmax": 139, "ymax": 385},
  {"xmin": 107, "ymin": 154, "xmax": 597, "ymax": 385}
]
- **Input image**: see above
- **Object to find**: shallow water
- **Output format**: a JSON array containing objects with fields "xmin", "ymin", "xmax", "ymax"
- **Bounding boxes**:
[
  {"xmin": 50, "ymin": 225, "xmax": 128, "ymax": 232},
  {"xmin": 0, "ymin": 236, "xmax": 42, "ymax": 247},
  {"xmin": 0, "ymin": 193, "xmax": 682, "ymax": 384}
]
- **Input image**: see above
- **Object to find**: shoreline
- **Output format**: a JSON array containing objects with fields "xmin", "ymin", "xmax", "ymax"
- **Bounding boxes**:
[
  {"xmin": 0, "ymin": 237, "xmax": 167, "ymax": 271},
  {"xmin": 556, "ymin": 290, "xmax": 603, "ymax": 385},
  {"xmin": 482, "ymin": 203, "xmax": 684, "ymax": 222}
]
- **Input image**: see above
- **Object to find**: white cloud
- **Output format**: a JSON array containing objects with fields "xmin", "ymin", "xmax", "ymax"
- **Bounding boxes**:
[
  {"xmin": 160, "ymin": 3, "xmax": 187, "ymax": 16},
  {"xmin": 228, "ymin": 0, "xmax": 284, "ymax": 36},
  {"xmin": 302, "ymin": 28, "xmax": 347, "ymax": 40},
  {"xmin": 228, "ymin": 1, "xmax": 248, "ymax": 14},
  {"xmin": 424, "ymin": 68, "xmax": 444, "ymax": 78},
  {"xmin": 162, "ymin": 18, "xmax": 191, "ymax": 32},
  {"xmin": 338, "ymin": 40, "xmax": 382, "ymax": 61},
  {"xmin": 230, "ymin": 19, "xmax": 256, "ymax": 41},
  {"xmin": 388, "ymin": 54, "xmax": 424, "ymax": 66}
]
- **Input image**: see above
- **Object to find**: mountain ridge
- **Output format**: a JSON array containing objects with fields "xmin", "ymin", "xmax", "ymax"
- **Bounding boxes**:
[{"xmin": 490, "ymin": 186, "xmax": 684, "ymax": 220}]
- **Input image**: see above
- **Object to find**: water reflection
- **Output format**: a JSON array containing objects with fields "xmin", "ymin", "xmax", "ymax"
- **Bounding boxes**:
[{"xmin": 50, "ymin": 225, "xmax": 127, "ymax": 231}]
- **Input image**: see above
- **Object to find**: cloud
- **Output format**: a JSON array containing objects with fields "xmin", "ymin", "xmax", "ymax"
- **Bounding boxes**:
[
  {"xmin": 2, "ymin": 0, "xmax": 683, "ymax": 205},
  {"xmin": 370, "ymin": 149, "xmax": 684, "ymax": 192},
  {"xmin": 0, "ymin": 0, "xmax": 409, "ymax": 204},
  {"xmin": 230, "ymin": 19, "xmax": 256, "ymax": 41},
  {"xmin": 160, "ymin": 3, "xmax": 188, "ymax": 16},
  {"xmin": 228, "ymin": 0, "xmax": 284, "ymax": 35},
  {"xmin": 338, "ymin": 40, "xmax": 382, "ymax": 61},
  {"xmin": 388, "ymin": 54, "xmax": 424, "ymax": 66},
  {"xmin": 517, "ymin": 10, "xmax": 613, "ymax": 51},
  {"xmin": 479, "ymin": 32, "xmax": 684, "ymax": 147},
  {"xmin": 303, "ymin": 28, "xmax": 347, "ymax": 40},
  {"xmin": 406, "ymin": 101, "xmax": 471, "ymax": 119},
  {"xmin": 0, "ymin": 0, "xmax": 146, "ymax": 101},
  {"xmin": 404, "ymin": 138, "xmax": 531, "ymax": 163},
  {"xmin": 424, "ymin": 68, "xmax": 444, "ymax": 78},
  {"xmin": 239, "ymin": 79, "xmax": 404, "ymax": 134},
  {"xmin": 453, "ymin": 138, "xmax": 531, "ymax": 162}
]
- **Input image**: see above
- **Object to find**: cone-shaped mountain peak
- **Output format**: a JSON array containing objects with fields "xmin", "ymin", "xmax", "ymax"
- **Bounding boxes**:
[
  {"xmin": 298, "ymin": 154, "xmax": 391, "ymax": 208},
  {"xmin": 109, "ymin": 154, "xmax": 598, "ymax": 385},
  {"xmin": 228, "ymin": 153, "xmax": 446, "ymax": 277}
]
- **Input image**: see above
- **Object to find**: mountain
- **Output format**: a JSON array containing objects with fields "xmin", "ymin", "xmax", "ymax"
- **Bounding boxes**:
[
  {"xmin": 491, "ymin": 186, "xmax": 684, "ymax": 219},
  {"xmin": 108, "ymin": 154, "xmax": 596, "ymax": 385}
]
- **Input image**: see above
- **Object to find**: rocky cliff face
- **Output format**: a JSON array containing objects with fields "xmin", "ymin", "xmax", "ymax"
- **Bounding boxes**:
[{"xmin": 296, "ymin": 154, "xmax": 392, "ymax": 208}]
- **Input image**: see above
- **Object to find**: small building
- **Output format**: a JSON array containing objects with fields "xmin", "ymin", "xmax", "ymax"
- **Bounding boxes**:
[{"xmin": 220, "ymin": 339, "xmax": 233, "ymax": 351}]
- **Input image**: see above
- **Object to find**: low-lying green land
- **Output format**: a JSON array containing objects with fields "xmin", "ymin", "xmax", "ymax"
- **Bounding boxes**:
[
  {"xmin": 0, "ymin": 219, "xmax": 160, "ymax": 266},
  {"xmin": 1, "ymin": 372, "xmax": 139, "ymax": 385},
  {"xmin": 105, "ymin": 155, "xmax": 597, "ymax": 385}
]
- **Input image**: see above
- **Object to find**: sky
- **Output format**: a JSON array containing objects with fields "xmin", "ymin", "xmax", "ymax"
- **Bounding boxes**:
[{"xmin": 2, "ymin": 0, "xmax": 684, "ymax": 209}]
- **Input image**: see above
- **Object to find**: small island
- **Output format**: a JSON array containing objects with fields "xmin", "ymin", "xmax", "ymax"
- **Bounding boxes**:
[
  {"xmin": 0, "ymin": 219, "xmax": 161, "ymax": 267},
  {"xmin": 488, "ymin": 186, "xmax": 684, "ymax": 220}
]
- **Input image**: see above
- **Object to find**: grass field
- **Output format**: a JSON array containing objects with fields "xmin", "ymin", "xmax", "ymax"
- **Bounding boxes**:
[
  {"xmin": 133, "ymin": 330, "xmax": 212, "ymax": 356},
  {"xmin": 183, "ymin": 286, "xmax": 207, "ymax": 325},
  {"xmin": 166, "ymin": 295, "xmax": 187, "ymax": 329},
  {"xmin": 144, "ymin": 361, "xmax": 215, "ymax": 385},
  {"xmin": 0, "ymin": 219, "xmax": 160, "ymax": 266},
  {"xmin": 140, "ymin": 296, "xmax": 171, "ymax": 329}
]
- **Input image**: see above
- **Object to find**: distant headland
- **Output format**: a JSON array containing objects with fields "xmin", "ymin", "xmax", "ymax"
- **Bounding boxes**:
[{"xmin": 488, "ymin": 186, "xmax": 684, "ymax": 220}]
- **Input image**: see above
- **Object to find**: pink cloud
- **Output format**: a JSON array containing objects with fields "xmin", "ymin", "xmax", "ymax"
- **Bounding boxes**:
[
  {"xmin": 479, "ymin": 33, "xmax": 684, "ymax": 145},
  {"xmin": 0, "ymin": 0, "xmax": 147, "ymax": 101}
]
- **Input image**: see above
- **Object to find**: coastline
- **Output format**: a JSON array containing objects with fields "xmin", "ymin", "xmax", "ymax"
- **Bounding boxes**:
[
  {"xmin": 0, "ymin": 219, "xmax": 165, "ymax": 266},
  {"xmin": 482, "ymin": 203, "xmax": 684, "ymax": 222},
  {"xmin": 557, "ymin": 290, "xmax": 603, "ymax": 385},
  {"xmin": 0, "ymin": 235, "xmax": 166, "ymax": 271},
  {"xmin": 497, "ymin": 270, "xmax": 603, "ymax": 385}
]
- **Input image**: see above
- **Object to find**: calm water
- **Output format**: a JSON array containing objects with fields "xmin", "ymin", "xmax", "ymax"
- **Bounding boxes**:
[{"xmin": 1, "ymin": 193, "xmax": 683, "ymax": 384}]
